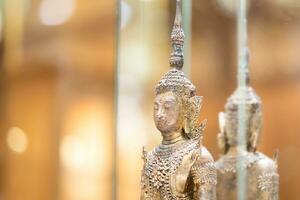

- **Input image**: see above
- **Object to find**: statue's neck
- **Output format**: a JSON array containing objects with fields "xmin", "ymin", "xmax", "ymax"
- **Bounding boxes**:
[
  {"xmin": 161, "ymin": 131, "xmax": 185, "ymax": 145},
  {"xmin": 227, "ymin": 146, "xmax": 248, "ymax": 156}
]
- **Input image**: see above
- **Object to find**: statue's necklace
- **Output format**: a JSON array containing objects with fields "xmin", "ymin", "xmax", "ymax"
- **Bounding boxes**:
[{"xmin": 145, "ymin": 139, "xmax": 197, "ymax": 189}]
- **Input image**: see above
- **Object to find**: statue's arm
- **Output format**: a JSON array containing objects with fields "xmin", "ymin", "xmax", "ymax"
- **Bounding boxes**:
[
  {"xmin": 140, "ymin": 163, "xmax": 159, "ymax": 199},
  {"xmin": 140, "ymin": 165, "xmax": 153, "ymax": 200},
  {"xmin": 140, "ymin": 148, "xmax": 155, "ymax": 200},
  {"xmin": 140, "ymin": 167, "xmax": 147, "ymax": 200},
  {"xmin": 257, "ymin": 165, "xmax": 279, "ymax": 200},
  {"xmin": 191, "ymin": 148, "xmax": 217, "ymax": 200}
]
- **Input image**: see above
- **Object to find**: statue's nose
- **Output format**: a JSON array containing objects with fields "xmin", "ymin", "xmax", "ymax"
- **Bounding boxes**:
[
  {"xmin": 157, "ymin": 108, "xmax": 164, "ymax": 117},
  {"xmin": 157, "ymin": 112, "xmax": 165, "ymax": 121},
  {"xmin": 158, "ymin": 115, "xmax": 165, "ymax": 121}
]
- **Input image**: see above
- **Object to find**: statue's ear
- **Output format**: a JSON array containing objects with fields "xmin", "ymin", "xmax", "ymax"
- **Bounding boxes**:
[
  {"xmin": 272, "ymin": 149, "xmax": 279, "ymax": 164},
  {"xmin": 249, "ymin": 109, "xmax": 262, "ymax": 152},
  {"xmin": 218, "ymin": 112, "xmax": 227, "ymax": 154},
  {"xmin": 183, "ymin": 119, "xmax": 191, "ymax": 137},
  {"xmin": 219, "ymin": 112, "xmax": 226, "ymax": 134}
]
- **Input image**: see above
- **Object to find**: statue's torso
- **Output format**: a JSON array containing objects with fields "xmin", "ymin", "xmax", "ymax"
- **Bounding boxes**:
[
  {"xmin": 216, "ymin": 152, "xmax": 279, "ymax": 200},
  {"xmin": 142, "ymin": 139, "xmax": 197, "ymax": 200},
  {"xmin": 141, "ymin": 139, "xmax": 216, "ymax": 200}
]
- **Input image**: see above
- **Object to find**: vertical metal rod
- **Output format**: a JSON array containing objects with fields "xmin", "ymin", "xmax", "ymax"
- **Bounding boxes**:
[
  {"xmin": 113, "ymin": 0, "xmax": 121, "ymax": 198},
  {"xmin": 237, "ymin": 0, "xmax": 248, "ymax": 200},
  {"xmin": 237, "ymin": 0, "xmax": 249, "ymax": 88},
  {"xmin": 182, "ymin": 0, "xmax": 192, "ymax": 75}
]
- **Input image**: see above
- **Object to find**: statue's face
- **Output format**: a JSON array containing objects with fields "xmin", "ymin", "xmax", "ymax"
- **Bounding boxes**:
[
  {"xmin": 224, "ymin": 111, "xmax": 239, "ymax": 146},
  {"xmin": 154, "ymin": 91, "xmax": 184, "ymax": 134},
  {"xmin": 224, "ymin": 105, "xmax": 262, "ymax": 149}
]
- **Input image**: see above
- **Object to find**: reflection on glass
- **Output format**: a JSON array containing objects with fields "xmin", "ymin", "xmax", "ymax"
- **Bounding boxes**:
[
  {"xmin": 0, "ymin": 9, "xmax": 3, "ymax": 41},
  {"xmin": 216, "ymin": 0, "xmax": 250, "ymax": 16},
  {"xmin": 121, "ymin": 0, "xmax": 132, "ymax": 29},
  {"xmin": 117, "ymin": 1, "xmax": 192, "ymax": 199}
]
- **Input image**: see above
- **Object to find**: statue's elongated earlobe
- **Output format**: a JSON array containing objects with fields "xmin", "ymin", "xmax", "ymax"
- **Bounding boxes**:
[
  {"xmin": 249, "ymin": 108, "xmax": 262, "ymax": 151},
  {"xmin": 218, "ymin": 112, "xmax": 227, "ymax": 154}
]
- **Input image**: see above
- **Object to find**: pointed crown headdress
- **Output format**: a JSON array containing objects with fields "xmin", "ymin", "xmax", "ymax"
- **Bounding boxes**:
[
  {"xmin": 155, "ymin": 0, "xmax": 205, "ymax": 139},
  {"xmin": 155, "ymin": 0, "xmax": 195, "ymax": 98},
  {"xmin": 225, "ymin": 71, "xmax": 262, "ymax": 112}
]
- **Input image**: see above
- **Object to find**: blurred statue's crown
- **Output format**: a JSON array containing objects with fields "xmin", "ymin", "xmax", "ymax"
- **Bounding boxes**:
[{"xmin": 225, "ymin": 86, "xmax": 261, "ymax": 112}]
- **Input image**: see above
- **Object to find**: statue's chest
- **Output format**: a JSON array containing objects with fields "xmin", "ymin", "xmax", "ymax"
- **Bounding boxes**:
[
  {"xmin": 216, "ymin": 153, "xmax": 263, "ymax": 174},
  {"xmin": 144, "ymin": 140, "xmax": 197, "ymax": 190}
]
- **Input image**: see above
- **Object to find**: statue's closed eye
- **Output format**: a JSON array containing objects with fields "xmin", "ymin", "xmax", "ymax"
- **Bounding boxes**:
[{"xmin": 164, "ymin": 103, "xmax": 172, "ymax": 108}]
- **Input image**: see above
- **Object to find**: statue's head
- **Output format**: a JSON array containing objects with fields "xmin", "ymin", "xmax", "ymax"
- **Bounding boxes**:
[
  {"xmin": 153, "ymin": 0, "xmax": 206, "ymax": 139},
  {"xmin": 154, "ymin": 68, "xmax": 195, "ymax": 135},
  {"xmin": 218, "ymin": 86, "xmax": 262, "ymax": 152},
  {"xmin": 154, "ymin": 68, "xmax": 205, "ymax": 139}
]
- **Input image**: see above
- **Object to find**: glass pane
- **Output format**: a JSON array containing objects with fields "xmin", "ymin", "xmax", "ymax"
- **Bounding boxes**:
[
  {"xmin": 116, "ymin": 0, "xmax": 192, "ymax": 199},
  {"xmin": 192, "ymin": 1, "xmax": 299, "ymax": 199},
  {"xmin": 0, "ymin": 1, "xmax": 114, "ymax": 200}
]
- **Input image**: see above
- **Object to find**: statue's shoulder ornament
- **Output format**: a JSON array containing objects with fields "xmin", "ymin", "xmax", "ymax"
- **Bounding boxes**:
[{"xmin": 255, "ymin": 153, "xmax": 279, "ymax": 193}]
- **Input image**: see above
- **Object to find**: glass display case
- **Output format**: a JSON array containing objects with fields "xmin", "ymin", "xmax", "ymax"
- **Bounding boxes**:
[{"xmin": 0, "ymin": 0, "xmax": 299, "ymax": 200}]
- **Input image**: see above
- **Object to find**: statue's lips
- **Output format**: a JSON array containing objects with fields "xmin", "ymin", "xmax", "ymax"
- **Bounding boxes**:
[{"xmin": 156, "ymin": 120, "xmax": 168, "ymax": 127}]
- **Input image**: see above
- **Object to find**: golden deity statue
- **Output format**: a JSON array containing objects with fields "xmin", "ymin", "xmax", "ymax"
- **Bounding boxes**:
[
  {"xmin": 216, "ymin": 70, "xmax": 279, "ymax": 200},
  {"xmin": 140, "ymin": 1, "xmax": 217, "ymax": 199}
]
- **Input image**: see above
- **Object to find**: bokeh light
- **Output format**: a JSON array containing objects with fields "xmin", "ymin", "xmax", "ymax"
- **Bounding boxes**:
[
  {"xmin": 39, "ymin": 0, "xmax": 75, "ymax": 26},
  {"xmin": 6, "ymin": 127, "xmax": 28, "ymax": 154}
]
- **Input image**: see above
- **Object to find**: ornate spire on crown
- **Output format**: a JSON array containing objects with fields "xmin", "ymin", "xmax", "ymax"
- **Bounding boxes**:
[
  {"xmin": 169, "ymin": 0, "xmax": 185, "ymax": 70},
  {"xmin": 155, "ymin": 0, "xmax": 196, "ymax": 98},
  {"xmin": 227, "ymin": 0, "xmax": 256, "ymax": 110}
]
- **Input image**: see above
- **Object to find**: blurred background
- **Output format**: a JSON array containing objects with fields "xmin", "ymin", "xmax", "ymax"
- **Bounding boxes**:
[{"xmin": 0, "ymin": 0, "xmax": 300, "ymax": 200}]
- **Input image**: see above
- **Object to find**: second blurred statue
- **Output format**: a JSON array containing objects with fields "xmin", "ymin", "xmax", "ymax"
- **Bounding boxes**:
[
  {"xmin": 140, "ymin": 0, "xmax": 217, "ymax": 199},
  {"xmin": 216, "ymin": 0, "xmax": 279, "ymax": 198},
  {"xmin": 216, "ymin": 85, "xmax": 279, "ymax": 200}
]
